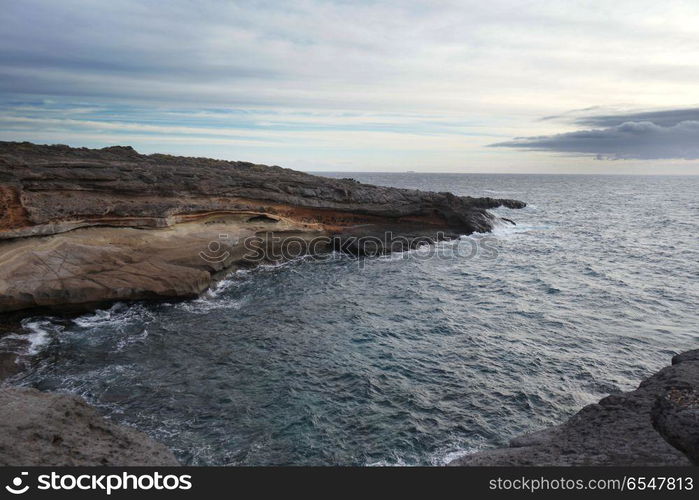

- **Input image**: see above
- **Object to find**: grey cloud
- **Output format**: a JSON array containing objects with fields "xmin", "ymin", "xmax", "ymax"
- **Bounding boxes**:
[
  {"xmin": 491, "ymin": 120, "xmax": 699, "ymax": 160},
  {"xmin": 573, "ymin": 108, "xmax": 699, "ymax": 128},
  {"xmin": 3, "ymin": 0, "xmax": 698, "ymax": 113}
]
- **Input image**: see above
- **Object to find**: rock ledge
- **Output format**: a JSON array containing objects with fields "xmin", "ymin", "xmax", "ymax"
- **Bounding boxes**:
[
  {"xmin": 0, "ymin": 387, "xmax": 178, "ymax": 466},
  {"xmin": 0, "ymin": 142, "xmax": 525, "ymax": 314},
  {"xmin": 450, "ymin": 350, "xmax": 699, "ymax": 466}
]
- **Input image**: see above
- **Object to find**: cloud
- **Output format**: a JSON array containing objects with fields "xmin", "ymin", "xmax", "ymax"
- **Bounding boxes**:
[
  {"xmin": 492, "ymin": 107, "xmax": 699, "ymax": 160},
  {"xmin": 3, "ymin": 1, "xmax": 699, "ymax": 170},
  {"xmin": 573, "ymin": 108, "xmax": 699, "ymax": 128},
  {"xmin": 3, "ymin": 0, "xmax": 699, "ymax": 113}
]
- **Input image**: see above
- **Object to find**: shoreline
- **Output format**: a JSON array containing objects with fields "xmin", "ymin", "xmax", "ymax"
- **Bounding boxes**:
[
  {"xmin": 2, "ymin": 348, "xmax": 696, "ymax": 466},
  {"xmin": 2, "ymin": 142, "xmax": 695, "ymax": 467},
  {"xmin": 0, "ymin": 141, "xmax": 524, "ymax": 316},
  {"xmin": 449, "ymin": 350, "xmax": 699, "ymax": 466},
  {"xmin": 0, "ymin": 141, "xmax": 528, "ymax": 465}
]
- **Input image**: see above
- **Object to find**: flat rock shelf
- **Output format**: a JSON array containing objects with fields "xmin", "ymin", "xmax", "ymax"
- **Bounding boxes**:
[
  {"xmin": 0, "ymin": 141, "xmax": 524, "ymax": 314},
  {"xmin": 450, "ymin": 350, "xmax": 699, "ymax": 466}
]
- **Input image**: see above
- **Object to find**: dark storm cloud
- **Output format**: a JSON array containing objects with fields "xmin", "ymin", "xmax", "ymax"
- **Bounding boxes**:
[
  {"xmin": 491, "ymin": 120, "xmax": 699, "ymax": 160},
  {"xmin": 574, "ymin": 108, "xmax": 699, "ymax": 128},
  {"xmin": 539, "ymin": 107, "xmax": 699, "ymax": 128},
  {"xmin": 492, "ymin": 108, "xmax": 699, "ymax": 160}
]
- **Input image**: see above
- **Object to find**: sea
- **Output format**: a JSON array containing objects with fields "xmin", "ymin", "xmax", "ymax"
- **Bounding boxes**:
[{"xmin": 2, "ymin": 173, "xmax": 698, "ymax": 465}]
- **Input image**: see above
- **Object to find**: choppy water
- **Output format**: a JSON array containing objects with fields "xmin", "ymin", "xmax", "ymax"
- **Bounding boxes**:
[{"xmin": 3, "ymin": 174, "xmax": 699, "ymax": 465}]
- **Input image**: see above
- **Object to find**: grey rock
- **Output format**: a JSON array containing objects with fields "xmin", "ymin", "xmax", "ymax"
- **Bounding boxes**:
[
  {"xmin": 0, "ymin": 387, "xmax": 178, "ymax": 466},
  {"xmin": 450, "ymin": 350, "xmax": 699, "ymax": 466},
  {"xmin": 672, "ymin": 350, "xmax": 699, "ymax": 365},
  {"xmin": 651, "ymin": 387, "xmax": 699, "ymax": 464}
]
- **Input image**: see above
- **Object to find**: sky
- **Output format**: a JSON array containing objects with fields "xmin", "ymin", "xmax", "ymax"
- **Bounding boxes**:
[{"xmin": 2, "ymin": 0, "xmax": 699, "ymax": 174}]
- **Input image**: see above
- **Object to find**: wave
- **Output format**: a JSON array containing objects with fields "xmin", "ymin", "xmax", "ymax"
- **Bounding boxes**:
[
  {"xmin": 0, "ymin": 319, "xmax": 61, "ymax": 357},
  {"xmin": 365, "ymin": 458, "xmax": 411, "ymax": 467},
  {"xmin": 115, "ymin": 328, "xmax": 149, "ymax": 352},
  {"xmin": 73, "ymin": 302, "xmax": 155, "ymax": 329},
  {"xmin": 364, "ymin": 445, "xmax": 484, "ymax": 466},
  {"xmin": 174, "ymin": 269, "xmax": 252, "ymax": 313},
  {"xmin": 429, "ymin": 445, "xmax": 485, "ymax": 466},
  {"xmin": 486, "ymin": 219, "xmax": 553, "ymax": 238}
]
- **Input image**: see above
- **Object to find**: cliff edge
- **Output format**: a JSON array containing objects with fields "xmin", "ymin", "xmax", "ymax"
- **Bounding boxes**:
[
  {"xmin": 0, "ymin": 141, "xmax": 524, "ymax": 314},
  {"xmin": 450, "ymin": 350, "xmax": 699, "ymax": 466}
]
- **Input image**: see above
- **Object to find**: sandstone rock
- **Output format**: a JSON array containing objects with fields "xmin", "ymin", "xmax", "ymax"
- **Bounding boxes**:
[
  {"xmin": 0, "ymin": 216, "xmax": 328, "ymax": 313},
  {"xmin": 0, "ymin": 142, "xmax": 524, "ymax": 313}
]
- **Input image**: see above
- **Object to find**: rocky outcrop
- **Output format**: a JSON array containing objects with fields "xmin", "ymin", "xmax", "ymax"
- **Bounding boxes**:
[
  {"xmin": 450, "ymin": 350, "xmax": 699, "ymax": 466},
  {"xmin": 0, "ymin": 214, "xmax": 327, "ymax": 313},
  {"xmin": 0, "ymin": 142, "xmax": 524, "ymax": 313},
  {"xmin": 0, "ymin": 387, "xmax": 178, "ymax": 465},
  {"xmin": 0, "ymin": 141, "xmax": 524, "ymax": 240},
  {"xmin": 651, "ymin": 350, "xmax": 699, "ymax": 465}
]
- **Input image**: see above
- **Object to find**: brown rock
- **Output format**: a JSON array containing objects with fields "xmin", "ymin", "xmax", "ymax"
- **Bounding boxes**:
[
  {"xmin": 0, "ymin": 142, "xmax": 524, "ymax": 313},
  {"xmin": 0, "ymin": 141, "xmax": 524, "ymax": 240}
]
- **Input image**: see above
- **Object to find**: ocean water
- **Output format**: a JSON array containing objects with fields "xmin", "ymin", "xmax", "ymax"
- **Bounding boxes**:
[{"xmin": 3, "ymin": 173, "xmax": 699, "ymax": 465}]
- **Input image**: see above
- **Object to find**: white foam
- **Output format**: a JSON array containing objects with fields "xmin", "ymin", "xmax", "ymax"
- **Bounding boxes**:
[
  {"xmin": 73, "ymin": 302, "xmax": 154, "ymax": 329},
  {"xmin": 429, "ymin": 445, "xmax": 485, "ymax": 466},
  {"xmin": 487, "ymin": 219, "xmax": 553, "ymax": 238},
  {"xmin": 175, "ymin": 269, "xmax": 251, "ymax": 314},
  {"xmin": 176, "ymin": 296, "xmax": 245, "ymax": 314},
  {"xmin": 375, "ymin": 242, "xmax": 432, "ymax": 261},
  {"xmin": 365, "ymin": 457, "xmax": 410, "ymax": 467},
  {"xmin": 205, "ymin": 275, "xmax": 238, "ymax": 298},
  {"xmin": 2, "ymin": 319, "xmax": 60, "ymax": 356},
  {"xmin": 115, "ymin": 328, "xmax": 149, "ymax": 352}
]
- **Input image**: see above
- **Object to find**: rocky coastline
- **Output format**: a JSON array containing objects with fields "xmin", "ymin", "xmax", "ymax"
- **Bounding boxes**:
[
  {"xmin": 1, "ymin": 142, "xmax": 695, "ymax": 467},
  {"xmin": 0, "ymin": 141, "xmax": 526, "ymax": 466},
  {"xmin": 1, "ymin": 350, "xmax": 696, "ymax": 466},
  {"xmin": 450, "ymin": 350, "xmax": 699, "ymax": 466},
  {"xmin": 0, "ymin": 141, "xmax": 524, "ymax": 315}
]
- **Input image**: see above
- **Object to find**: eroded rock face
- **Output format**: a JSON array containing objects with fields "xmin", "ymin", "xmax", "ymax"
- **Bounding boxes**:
[
  {"xmin": 0, "ymin": 387, "xmax": 178, "ymax": 466},
  {"xmin": 0, "ymin": 142, "xmax": 525, "ymax": 313},
  {"xmin": 450, "ymin": 350, "xmax": 699, "ymax": 466},
  {"xmin": 0, "ymin": 214, "xmax": 327, "ymax": 313},
  {"xmin": 0, "ymin": 141, "xmax": 524, "ymax": 239}
]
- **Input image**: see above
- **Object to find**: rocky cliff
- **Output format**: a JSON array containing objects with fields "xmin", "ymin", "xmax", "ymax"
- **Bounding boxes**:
[
  {"xmin": 0, "ymin": 141, "xmax": 524, "ymax": 314},
  {"xmin": 450, "ymin": 350, "xmax": 699, "ymax": 466}
]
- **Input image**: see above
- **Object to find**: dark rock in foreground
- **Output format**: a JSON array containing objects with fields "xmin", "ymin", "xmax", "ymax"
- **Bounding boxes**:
[
  {"xmin": 450, "ymin": 350, "xmax": 699, "ymax": 466},
  {"xmin": 651, "ymin": 351, "xmax": 699, "ymax": 465},
  {"xmin": 0, "ymin": 387, "xmax": 178, "ymax": 466}
]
